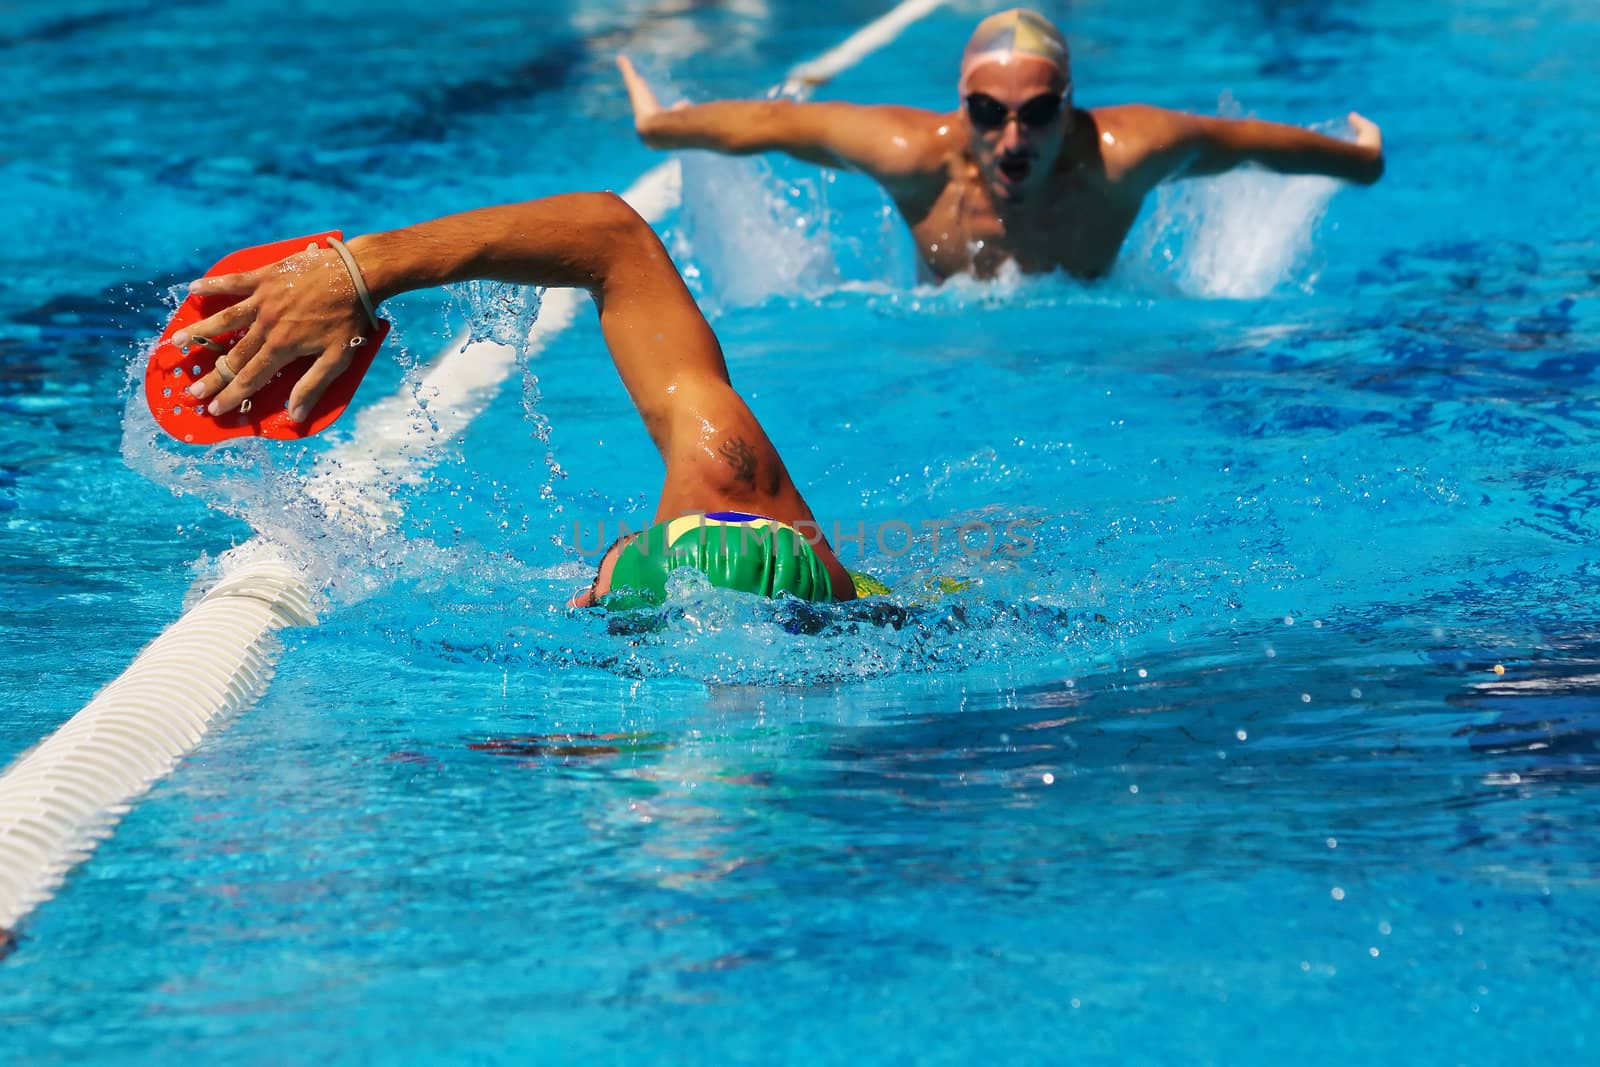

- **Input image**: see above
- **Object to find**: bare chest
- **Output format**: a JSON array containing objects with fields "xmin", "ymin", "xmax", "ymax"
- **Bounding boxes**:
[{"xmin": 906, "ymin": 171, "xmax": 1142, "ymax": 280}]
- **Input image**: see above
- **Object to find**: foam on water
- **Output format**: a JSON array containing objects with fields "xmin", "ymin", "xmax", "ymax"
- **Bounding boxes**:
[{"xmin": 400, "ymin": 572, "xmax": 1129, "ymax": 687}]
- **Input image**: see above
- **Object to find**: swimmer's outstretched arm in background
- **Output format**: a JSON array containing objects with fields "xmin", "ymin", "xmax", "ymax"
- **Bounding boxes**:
[
  {"xmin": 1103, "ymin": 107, "xmax": 1385, "ymax": 192},
  {"xmin": 172, "ymin": 193, "xmax": 853, "ymax": 594},
  {"xmin": 620, "ymin": 53, "xmax": 1383, "ymax": 191},
  {"xmin": 617, "ymin": 55, "xmax": 943, "ymax": 194}
]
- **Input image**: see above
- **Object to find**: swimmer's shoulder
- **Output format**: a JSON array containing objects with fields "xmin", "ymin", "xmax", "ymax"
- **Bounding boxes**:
[
  {"xmin": 1080, "ymin": 104, "xmax": 1197, "ymax": 188},
  {"xmin": 846, "ymin": 103, "xmax": 963, "ymax": 176}
]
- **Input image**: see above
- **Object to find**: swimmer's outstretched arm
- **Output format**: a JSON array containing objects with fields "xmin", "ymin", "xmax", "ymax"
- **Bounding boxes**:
[
  {"xmin": 617, "ymin": 55, "xmax": 935, "ymax": 183},
  {"xmin": 176, "ymin": 191, "xmax": 854, "ymax": 595},
  {"xmin": 1117, "ymin": 106, "xmax": 1385, "ymax": 189},
  {"xmin": 176, "ymin": 193, "xmax": 721, "ymax": 450}
]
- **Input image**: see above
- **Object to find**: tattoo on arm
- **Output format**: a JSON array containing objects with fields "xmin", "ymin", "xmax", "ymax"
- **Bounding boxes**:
[{"xmin": 718, "ymin": 436, "xmax": 758, "ymax": 486}]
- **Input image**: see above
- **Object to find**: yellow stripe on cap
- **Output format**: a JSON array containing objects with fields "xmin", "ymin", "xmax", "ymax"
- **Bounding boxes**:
[
  {"xmin": 959, "ymin": 8, "xmax": 1070, "ymax": 89},
  {"xmin": 662, "ymin": 515, "xmax": 774, "ymax": 547}
]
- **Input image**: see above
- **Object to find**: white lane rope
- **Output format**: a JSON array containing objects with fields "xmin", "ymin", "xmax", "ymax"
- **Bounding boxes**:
[
  {"xmin": 782, "ymin": 0, "xmax": 948, "ymax": 95},
  {"xmin": 0, "ymin": 0, "xmax": 947, "ymax": 939}
]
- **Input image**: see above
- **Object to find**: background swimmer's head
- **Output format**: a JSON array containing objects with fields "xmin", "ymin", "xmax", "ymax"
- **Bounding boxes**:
[
  {"xmin": 959, "ymin": 8, "xmax": 1070, "ymax": 92},
  {"xmin": 958, "ymin": 9, "xmax": 1073, "ymax": 203}
]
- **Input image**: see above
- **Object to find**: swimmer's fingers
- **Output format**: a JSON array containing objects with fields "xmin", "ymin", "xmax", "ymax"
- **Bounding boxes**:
[
  {"xmin": 188, "ymin": 246, "xmax": 372, "ymax": 415},
  {"xmin": 187, "ymin": 265, "xmax": 265, "ymax": 300},
  {"xmin": 1346, "ymin": 112, "xmax": 1383, "ymax": 182},
  {"xmin": 616, "ymin": 54, "xmax": 665, "ymax": 127},
  {"xmin": 204, "ymin": 333, "xmax": 310, "ymax": 417},
  {"xmin": 1347, "ymin": 111, "xmax": 1382, "ymax": 151},
  {"xmin": 170, "ymin": 247, "xmax": 308, "ymax": 350},
  {"xmin": 170, "ymin": 293, "xmax": 259, "ymax": 352},
  {"xmin": 283, "ymin": 343, "xmax": 358, "ymax": 424},
  {"xmin": 185, "ymin": 328, "xmax": 266, "ymax": 404}
]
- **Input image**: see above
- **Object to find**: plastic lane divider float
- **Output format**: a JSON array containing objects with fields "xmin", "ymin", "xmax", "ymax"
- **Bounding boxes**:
[
  {"xmin": 0, "ymin": 562, "xmax": 314, "ymax": 932},
  {"xmin": 0, "ymin": 0, "xmax": 948, "ymax": 941},
  {"xmin": 783, "ymin": 0, "xmax": 948, "ymax": 95}
]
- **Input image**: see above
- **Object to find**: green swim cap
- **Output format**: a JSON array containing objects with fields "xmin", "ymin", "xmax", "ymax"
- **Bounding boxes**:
[{"xmin": 601, "ymin": 512, "xmax": 835, "ymax": 611}]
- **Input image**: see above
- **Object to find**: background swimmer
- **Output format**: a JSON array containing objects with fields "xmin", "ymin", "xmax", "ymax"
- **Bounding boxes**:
[{"xmin": 619, "ymin": 7, "xmax": 1384, "ymax": 281}]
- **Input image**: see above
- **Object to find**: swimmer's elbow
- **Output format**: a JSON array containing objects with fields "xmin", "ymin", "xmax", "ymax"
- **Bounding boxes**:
[
  {"xmin": 567, "ymin": 191, "xmax": 650, "ymax": 249},
  {"xmin": 580, "ymin": 192, "xmax": 673, "ymax": 286},
  {"xmin": 635, "ymin": 112, "xmax": 681, "ymax": 149},
  {"xmin": 583, "ymin": 190, "xmax": 644, "ymax": 226}
]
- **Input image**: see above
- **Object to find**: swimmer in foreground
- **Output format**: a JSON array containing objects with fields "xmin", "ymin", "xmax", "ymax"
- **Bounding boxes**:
[
  {"xmin": 618, "ymin": 7, "xmax": 1385, "ymax": 281},
  {"xmin": 170, "ymin": 193, "xmax": 857, "ymax": 609}
]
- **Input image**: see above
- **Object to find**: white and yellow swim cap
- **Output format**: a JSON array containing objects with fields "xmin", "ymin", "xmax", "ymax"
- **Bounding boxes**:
[{"xmin": 959, "ymin": 8, "xmax": 1071, "ymax": 93}]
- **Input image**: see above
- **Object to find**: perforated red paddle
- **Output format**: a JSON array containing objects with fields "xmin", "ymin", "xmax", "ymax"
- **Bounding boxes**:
[{"xmin": 144, "ymin": 231, "xmax": 389, "ymax": 445}]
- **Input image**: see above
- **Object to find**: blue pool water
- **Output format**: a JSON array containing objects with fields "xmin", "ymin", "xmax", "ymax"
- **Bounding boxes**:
[{"xmin": 4, "ymin": 0, "xmax": 1599, "ymax": 1061}]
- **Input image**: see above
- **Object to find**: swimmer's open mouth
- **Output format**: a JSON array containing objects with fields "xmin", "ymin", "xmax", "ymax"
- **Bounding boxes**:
[{"xmin": 998, "ymin": 155, "xmax": 1032, "ymax": 182}]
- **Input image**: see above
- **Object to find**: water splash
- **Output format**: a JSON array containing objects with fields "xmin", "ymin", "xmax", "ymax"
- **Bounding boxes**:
[
  {"xmin": 640, "ymin": 64, "xmax": 859, "ymax": 309},
  {"xmin": 444, "ymin": 279, "xmax": 567, "ymax": 506},
  {"xmin": 406, "ymin": 570, "xmax": 1130, "ymax": 687},
  {"xmin": 675, "ymin": 151, "xmax": 843, "ymax": 309},
  {"xmin": 1121, "ymin": 101, "xmax": 1345, "ymax": 298},
  {"xmin": 120, "ymin": 279, "xmax": 557, "ymax": 608},
  {"xmin": 1126, "ymin": 169, "xmax": 1338, "ymax": 298},
  {"xmin": 447, "ymin": 279, "xmax": 542, "ymax": 349}
]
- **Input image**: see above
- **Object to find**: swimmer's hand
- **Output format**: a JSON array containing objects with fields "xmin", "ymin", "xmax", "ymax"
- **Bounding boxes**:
[
  {"xmin": 617, "ymin": 55, "xmax": 687, "ymax": 144},
  {"xmin": 173, "ymin": 245, "xmax": 372, "ymax": 423},
  {"xmin": 1347, "ymin": 111, "xmax": 1384, "ymax": 182}
]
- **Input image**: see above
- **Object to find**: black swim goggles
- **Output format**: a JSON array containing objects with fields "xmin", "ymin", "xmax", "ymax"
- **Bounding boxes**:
[{"xmin": 964, "ymin": 91, "xmax": 1066, "ymax": 131}]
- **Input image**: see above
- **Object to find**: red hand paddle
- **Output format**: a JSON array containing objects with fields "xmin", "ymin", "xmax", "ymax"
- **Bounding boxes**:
[{"xmin": 144, "ymin": 231, "xmax": 389, "ymax": 444}]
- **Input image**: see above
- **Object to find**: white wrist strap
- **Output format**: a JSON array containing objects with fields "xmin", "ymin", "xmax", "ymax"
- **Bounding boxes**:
[{"xmin": 327, "ymin": 237, "xmax": 381, "ymax": 330}]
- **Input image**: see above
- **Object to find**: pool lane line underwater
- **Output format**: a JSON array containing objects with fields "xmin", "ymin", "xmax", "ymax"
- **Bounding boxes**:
[{"xmin": 0, "ymin": 0, "xmax": 951, "ymax": 946}]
